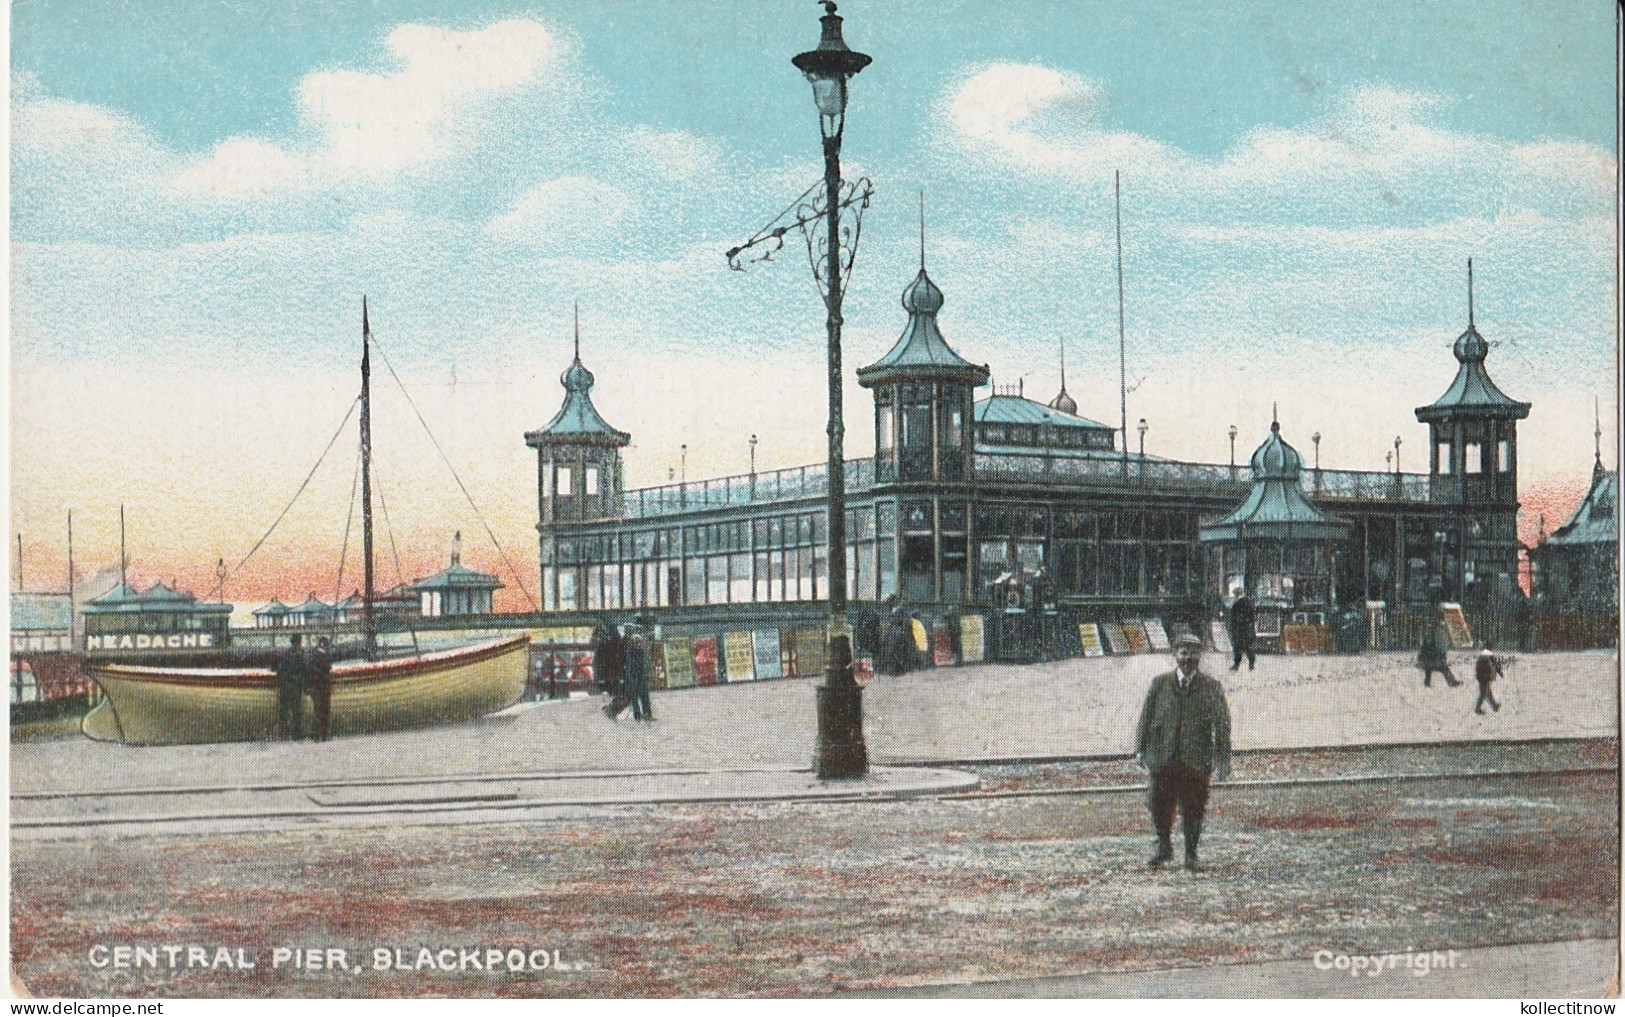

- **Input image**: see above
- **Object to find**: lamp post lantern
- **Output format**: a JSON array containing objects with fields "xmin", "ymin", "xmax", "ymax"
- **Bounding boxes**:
[
  {"xmin": 793, "ymin": 1, "xmax": 871, "ymax": 779},
  {"xmin": 1137, "ymin": 418, "xmax": 1148, "ymax": 460},
  {"xmin": 1393, "ymin": 436, "xmax": 1402, "ymax": 475},
  {"xmin": 1312, "ymin": 432, "xmax": 1321, "ymax": 470},
  {"xmin": 749, "ymin": 433, "xmax": 758, "ymax": 478},
  {"xmin": 1228, "ymin": 424, "xmax": 1237, "ymax": 467}
]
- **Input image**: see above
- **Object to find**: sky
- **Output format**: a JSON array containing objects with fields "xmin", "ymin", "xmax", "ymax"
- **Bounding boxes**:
[{"xmin": 7, "ymin": 0, "xmax": 1620, "ymax": 610}]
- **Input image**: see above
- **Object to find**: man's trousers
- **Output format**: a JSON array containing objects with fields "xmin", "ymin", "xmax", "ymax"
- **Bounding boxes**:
[{"xmin": 1150, "ymin": 762, "xmax": 1211, "ymax": 847}]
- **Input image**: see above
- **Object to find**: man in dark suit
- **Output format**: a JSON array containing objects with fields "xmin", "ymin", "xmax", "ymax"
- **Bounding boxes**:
[
  {"xmin": 307, "ymin": 636, "xmax": 334, "ymax": 742},
  {"xmin": 1227, "ymin": 589, "xmax": 1256, "ymax": 671},
  {"xmin": 1136, "ymin": 634, "xmax": 1233, "ymax": 871},
  {"xmin": 275, "ymin": 634, "xmax": 308, "ymax": 740}
]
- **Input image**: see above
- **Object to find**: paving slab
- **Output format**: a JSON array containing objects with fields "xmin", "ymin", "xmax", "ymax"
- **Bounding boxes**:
[{"xmin": 9, "ymin": 650, "xmax": 1617, "ymax": 797}]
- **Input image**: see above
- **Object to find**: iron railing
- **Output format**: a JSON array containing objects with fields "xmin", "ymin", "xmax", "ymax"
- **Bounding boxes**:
[{"xmin": 621, "ymin": 458, "xmax": 876, "ymax": 518}]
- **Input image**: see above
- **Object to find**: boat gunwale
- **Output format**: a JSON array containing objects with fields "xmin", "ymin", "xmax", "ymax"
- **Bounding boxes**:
[{"xmin": 90, "ymin": 635, "xmax": 531, "ymax": 689}]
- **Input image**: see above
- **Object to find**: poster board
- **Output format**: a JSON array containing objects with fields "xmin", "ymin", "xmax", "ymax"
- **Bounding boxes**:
[
  {"xmin": 662, "ymin": 636, "xmax": 695, "ymax": 688},
  {"xmin": 792, "ymin": 627, "xmax": 826, "ymax": 678},
  {"xmin": 649, "ymin": 640, "xmax": 669, "ymax": 690},
  {"xmin": 1281, "ymin": 624, "xmax": 1332, "ymax": 654},
  {"xmin": 1100, "ymin": 622, "xmax": 1130, "ymax": 656},
  {"xmin": 752, "ymin": 629, "xmax": 782, "ymax": 680},
  {"xmin": 1121, "ymin": 620, "xmax": 1150, "ymax": 654},
  {"xmin": 725, "ymin": 631, "xmax": 756, "ymax": 682},
  {"xmin": 1440, "ymin": 603, "xmax": 1475, "ymax": 648},
  {"xmin": 959, "ymin": 615, "xmax": 986, "ymax": 664},
  {"xmin": 1077, "ymin": 622, "xmax": 1106, "ymax": 657},
  {"xmin": 692, "ymin": 635, "xmax": 720, "ymax": 686},
  {"xmin": 1209, "ymin": 620, "xmax": 1233, "ymax": 654},
  {"xmin": 932, "ymin": 626, "xmax": 956, "ymax": 667},
  {"xmin": 1141, "ymin": 618, "xmax": 1171, "ymax": 651}
]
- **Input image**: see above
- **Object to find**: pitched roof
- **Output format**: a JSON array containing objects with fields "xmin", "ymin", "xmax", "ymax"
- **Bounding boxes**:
[
  {"xmin": 525, "ymin": 349, "xmax": 631, "ymax": 447},
  {"xmin": 409, "ymin": 563, "xmax": 504, "ymax": 592},
  {"xmin": 975, "ymin": 393, "xmax": 1113, "ymax": 431},
  {"xmin": 1415, "ymin": 325, "xmax": 1531, "ymax": 422},
  {"xmin": 1545, "ymin": 470, "xmax": 1618, "ymax": 547},
  {"xmin": 856, "ymin": 267, "xmax": 989, "ymax": 387},
  {"xmin": 1200, "ymin": 422, "xmax": 1350, "ymax": 542}
]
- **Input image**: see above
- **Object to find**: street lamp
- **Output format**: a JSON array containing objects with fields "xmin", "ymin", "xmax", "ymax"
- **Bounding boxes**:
[
  {"xmin": 1393, "ymin": 436, "xmax": 1402, "ymax": 476},
  {"xmin": 1228, "ymin": 424, "xmax": 1237, "ymax": 467},
  {"xmin": 680, "ymin": 444, "xmax": 687, "ymax": 485},
  {"xmin": 1137, "ymin": 418, "xmax": 1148, "ymax": 460},
  {"xmin": 794, "ymin": 1, "xmax": 871, "ymax": 780},
  {"xmin": 749, "ymin": 434, "xmax": 759, "ymax": 497},
  {"xmin": 1312, "ymin": 432, "xmax": 1321, "ymax": 471}
]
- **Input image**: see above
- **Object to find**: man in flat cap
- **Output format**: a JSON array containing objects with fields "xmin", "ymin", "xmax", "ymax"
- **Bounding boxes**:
[{"xmin": 1136, "ymin": 633, "xmax": 1232, "ymax": 871}]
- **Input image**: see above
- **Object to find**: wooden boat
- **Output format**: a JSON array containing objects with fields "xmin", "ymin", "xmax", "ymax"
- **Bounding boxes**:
[
  {"xmin": 83, "ymin": 635, "xmax": 529, "ymax": 745},
  {"xmin": 82, "ymin": 299, "xmax": 530, "ymax": 745}
]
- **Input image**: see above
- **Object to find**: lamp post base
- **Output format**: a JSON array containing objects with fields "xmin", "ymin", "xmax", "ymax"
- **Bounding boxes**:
[{"xmin": 814, "ymin": 634, "xmax": 868, "ymax": 779}]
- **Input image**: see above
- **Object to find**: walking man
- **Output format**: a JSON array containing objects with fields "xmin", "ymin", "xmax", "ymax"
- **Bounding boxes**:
[
  {"xmin": 1474, "ymin": 643, "xmax": 1504, "ymax": 714},
  {"xmin": 1136, "ymin": 634, "xmax": 1232, "ymax": 871},
  {"xmin": 275, "ymin": 634, "xmax": 308, "ymax": 740},
  {"xmin": 1418, "ymin": 612, "xmax": 1463, "ymax": 687},
  {"xmin": 623, "ymin": 621, "xmax": 654, "ymax": 723},
  {"xmin": 308, "ymin": 636, "xmax": 334, "ymax": 742},
  {"xmin": 1227, "ymin": 589, "xmax": 1256, "ymax": 671}
]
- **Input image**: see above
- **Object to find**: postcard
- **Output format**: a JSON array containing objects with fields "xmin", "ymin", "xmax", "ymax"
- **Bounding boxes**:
[{"xmin": 8, "ymin": 0, "xmax": 1619, "ymax": 1001}]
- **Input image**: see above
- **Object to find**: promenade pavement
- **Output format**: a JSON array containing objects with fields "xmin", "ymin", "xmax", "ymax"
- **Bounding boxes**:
[{"xmin": 9, "ymin": 649, "xmax": 1617, "ymax": 797}]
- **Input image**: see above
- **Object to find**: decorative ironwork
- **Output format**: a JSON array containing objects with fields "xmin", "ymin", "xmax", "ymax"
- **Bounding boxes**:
[{"xmin": 725, "ymin": 176, "xmax": 875, "ymax": 307}]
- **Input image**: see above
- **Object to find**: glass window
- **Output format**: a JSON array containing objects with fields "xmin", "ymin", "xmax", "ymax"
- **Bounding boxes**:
[
  {"xmin": 877, "ymin": 502, "xmax": 897, "ymax": 536},
  {"xmin": 1498, "ymin": 439, "xmax": 1511, "ymax": 472},
  {"xmin": 729, "ymin": 553, "xmax": 752, "ymax": 603},
  {"xmin": 1465, "ymin": 442, "xmax": 1482, "ymax": 474},
  {"xmin": 878, "ymin": 405, "xmax": 895, "ymax": 452},
  {"xmin": 707, "ymin": 555, "xmax": 728, "ymax": 604},
  {"xmin": 903, "ymin": 404, "xmax": 932, "ymax": 448},
  {"xmin": 685, "ymin": 557, "xmax": 706, "ymax": 605},
  {"xmin": 1437, "ymin": 443, "xmax": 1451, "ymax": 475},
  {"xmin": 585, "ymin": 466, "xmax": 599, "ymax": 495},
  {"xmin": 556, "ymin": 465, "xmax": 572, "ymax": 495},
  {"xmin": 878, "ymin": 541, "xmax": 897, "ymax": 598}
]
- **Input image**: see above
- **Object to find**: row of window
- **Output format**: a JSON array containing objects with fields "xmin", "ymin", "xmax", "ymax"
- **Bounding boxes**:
[
  {"xmin": 1436, "ymin": 439, "xmax": 1512, "ymax": 475},
  {"xmin": 978, "ymin": 424, "xmax": 1114, "ymax": 450}
]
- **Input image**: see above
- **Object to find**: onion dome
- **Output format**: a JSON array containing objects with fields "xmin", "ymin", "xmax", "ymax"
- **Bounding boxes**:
[
  {"xmin": 1048, "ymin": 344, "xmax": 1078, "ymax": 416},
  {"xmin": 1416, "ymin": 260, "xmax": 1530, "ymax": 424},
  {"xmin": 856, "ymin": 264, "xmax": 988, "ymax": 388},
  {"xmin": 1200, "ymin": 417, "xmax": 1349, "ymax": 543},
  {"xmin": 525, "ymin": 306, "xmax": 631, "ymax": 448},
  {"xmin": 1248, "ymin": 420, "xmax": 1303, "ymax": 481}
]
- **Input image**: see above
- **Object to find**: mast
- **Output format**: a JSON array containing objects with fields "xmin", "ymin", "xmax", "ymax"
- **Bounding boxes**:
[
  {"xmin": 67, "ymin": 511, "xmax": 75, "ymax": 649},
  {"xmin": 119, "ymin": 504, "xmax": 127, "ymax": 592},
  {"xmin": 1115, "ymin": 170, "xmax": 1128, "ymax": 466},
  {"xmin": 361, "ymin": 297, "xmax": 377, "ymax": 657}
]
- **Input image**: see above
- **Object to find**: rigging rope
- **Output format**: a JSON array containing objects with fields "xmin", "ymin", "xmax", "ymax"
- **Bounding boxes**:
[
  {"xmin": 373, "ymin": 343, "xmax": 541, "ymax": 613},
  {"xmin": 330, "ymin": 444, "xmax": 362, "ymax": 644},
  {"xmin": 231, "ymin": 395, "xmax": 361, "ymax": 578},
  {"xmin": 375, "ymin": 486, "xmax": 420, "ymax": 657}
]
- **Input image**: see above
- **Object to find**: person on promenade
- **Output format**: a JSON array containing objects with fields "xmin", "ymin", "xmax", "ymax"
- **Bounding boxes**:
[
  {"xmin": 307, "ymin": 636, "xmax": 334, "ymax": 742},
  {"xmin": 880, "ymin": 595, "xmax": 910, "ymax": 676},
  {"xmin": 1418, "ymin": 612, "xmax": 1462, "ymax": 687},
  {"xmin": 275, "ymin": 634, "xmax": 308, "ymax": 740},
  {"xmin": 1227, "ymin": 588, "xmax": 1256, "ymax": 672},
  {"xmin": 1474, "ymin": 643, "xmax": 1504, "ymax": 714},
  {"xmin": 1136, "ymin": 634, "xmax": 1232, "ymax": 872},
  {"xmin": 623, "ymin": 622, "xmax": 654, "ymax": 723},
  {"xmin": 591, "ymin": 619, "xmax": 624, "ymax": 700}
]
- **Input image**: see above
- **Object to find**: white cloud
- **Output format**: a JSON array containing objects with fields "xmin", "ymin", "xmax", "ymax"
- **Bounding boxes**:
[
  {"xmin": 942, "ymin": 65, "xmax": 1617, "ymax": 220},
  {"xmin": 484, "ymin": 176, "xmax": 631, "ymax": 245},
  {"xmin": 625, "ymin": 127, "xmax": 723, "ymax": 182},
  {"xmin": 175, "ymin": 19, "xmax": 560, "ymax": 196}
]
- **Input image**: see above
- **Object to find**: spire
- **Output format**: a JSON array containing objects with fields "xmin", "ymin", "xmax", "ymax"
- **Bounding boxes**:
[
  {"xmin": 1048, "ymin": 339, "xmax": 1077, "ymax": 415},
  {"xmin": 1467, "ymin": 258, "xmax": 1474, "ymax": 328},
  {"xmin": 1595, "ymin": 395, "xmax": 1604, "ymax": 476},
  {"xmin": 918, "ymin": 189, "xmax": 926, "ymax": 270},
  {"xmin": 362, "ymin": 294, "xmax": 370, "ymax": 336},
  {"xmin": 1272, "ymin": 401, "xmax": 1279, "ymax": 428},
  {"xmin": 573, "ymin": 301, "xmax": 581, "ymax": 362}
]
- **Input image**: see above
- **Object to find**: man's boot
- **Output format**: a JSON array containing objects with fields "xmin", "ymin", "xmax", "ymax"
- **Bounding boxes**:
[
  {"xmin": 1148, "ymin": 830, "xmax": 1174, "ymax": 868},
  {"xmin": 1183, "ymin": 826, "xmax": 1202, "ymax": 872}
]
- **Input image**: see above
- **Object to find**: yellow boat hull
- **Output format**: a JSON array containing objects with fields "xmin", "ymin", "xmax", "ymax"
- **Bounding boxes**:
[{"xmin": 83, "ymin": 636, "xmax": 530, "ymax": 745}]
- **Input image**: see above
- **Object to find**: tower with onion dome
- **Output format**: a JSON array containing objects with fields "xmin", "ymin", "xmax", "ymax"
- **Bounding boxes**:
[
  {"xmin": 526, "ymin": 306, "xmax": 631, "ymax": 611},
  {"xmin": 1414, "ymin": 261, "xmax": 1530, "ymax": 605}
]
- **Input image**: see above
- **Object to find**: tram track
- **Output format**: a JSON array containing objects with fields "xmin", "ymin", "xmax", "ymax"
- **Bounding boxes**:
[{"xmin": 11, "ymin": 760, "xmax": 1615, "ymax": 834}]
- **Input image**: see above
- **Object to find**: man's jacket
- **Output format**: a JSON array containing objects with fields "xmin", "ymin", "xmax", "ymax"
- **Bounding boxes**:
[{"xmin": 1136, "ymin": 670, "xmax": 1232, "ymax": 775}]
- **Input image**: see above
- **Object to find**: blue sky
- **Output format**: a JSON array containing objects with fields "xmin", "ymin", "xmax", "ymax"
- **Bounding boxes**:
[{"xmin": 8, "ymin": 0, "xmax": 1619, "ymax": 591}]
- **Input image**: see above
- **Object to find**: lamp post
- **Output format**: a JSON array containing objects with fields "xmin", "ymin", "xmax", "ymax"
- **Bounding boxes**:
[
  {"xmin": 1228, "ymin": 424, "xmax": 1237, "ymax": 467},
  {"xmin": 1312, "ymin": 431, "xmax": 1322, "ymax": 494},
  {"xmin": 1137, "ymin": 418, "xmax": 1148, "ymax": 460},
  {"xmin": 1393, "ymin": 436, "xmax": 1402, "ymax": 475},
  {"xmin": 793, "ymin": 1, "xmax": 871, "ymax": 779},
  {"xmin": 749, "ymin": 433, "xmax": 759, "ymax": 497}
]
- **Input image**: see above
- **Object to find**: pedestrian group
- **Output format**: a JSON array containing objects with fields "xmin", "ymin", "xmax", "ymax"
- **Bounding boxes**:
[{"xmin": 274, "ymin": 633, "xmax": 335, "ymax": 741}]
